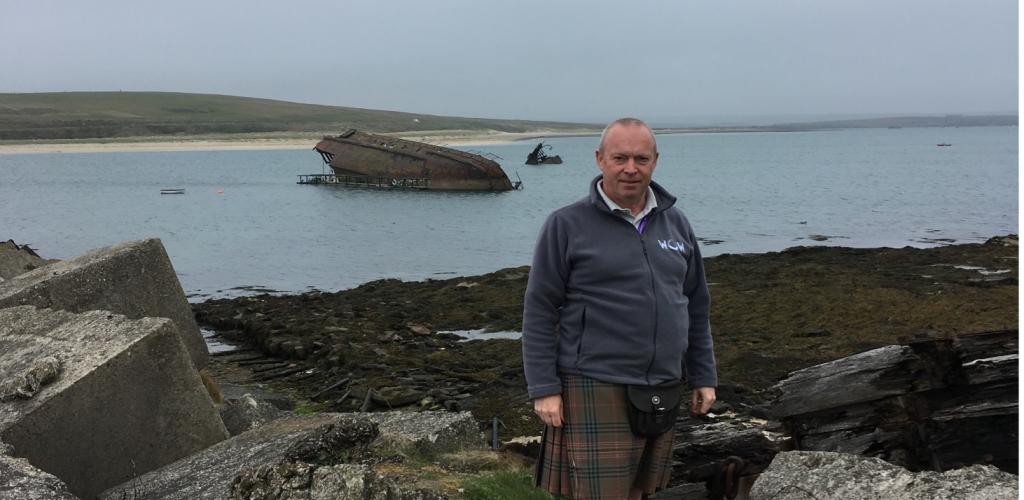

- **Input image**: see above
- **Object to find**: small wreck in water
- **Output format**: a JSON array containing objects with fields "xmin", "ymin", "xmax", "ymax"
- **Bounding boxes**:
[
  {"xmin": 306, "ymin": 130, "xmax": 518, "ymax": 191},
  {"xmin": 525, "ymin": 142, "xmax": 562, "ymax": 165}
]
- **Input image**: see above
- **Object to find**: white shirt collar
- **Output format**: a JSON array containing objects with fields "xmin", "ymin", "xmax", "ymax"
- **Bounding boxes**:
[{"xmin": 597, "ymin": 180, "xmax": 658, "ymax": 226}]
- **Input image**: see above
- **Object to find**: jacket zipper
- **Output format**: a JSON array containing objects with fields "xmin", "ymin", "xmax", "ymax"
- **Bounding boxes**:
[
  {"xmin": 640, "ymin": 235, "xmax": 658, "ymax": 385},
  {"xmin": 602, "ymin": 205, "xmax": 662, "ymax": 386}
]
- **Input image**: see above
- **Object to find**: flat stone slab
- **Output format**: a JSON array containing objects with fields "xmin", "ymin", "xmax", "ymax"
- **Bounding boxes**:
[
  {"xmin": 749, "ymin": 451, "xmax": 1019, "ymax": 500},
  {"xmin": 0, "ymin": 238, "xmax": 207, "ymax": 368},
  {"xmin": 0, "ymin": 306, "xmax": 228, "ymax": 499},
  {"xmin": 366, "ymin": 411, "xmax": 486, "ymax": 457},
  {"xmin": 101, "ymin": 411, "xmax": 483, "ymax": 500}
]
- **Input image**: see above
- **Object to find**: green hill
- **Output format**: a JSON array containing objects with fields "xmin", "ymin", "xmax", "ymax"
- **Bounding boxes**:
[{"xmin": 0, "ymin": 92, "xmax": 598, "ymax": 141}]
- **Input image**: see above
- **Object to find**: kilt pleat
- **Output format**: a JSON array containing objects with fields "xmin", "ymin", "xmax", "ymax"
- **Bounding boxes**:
[{"xmin": 535, "ymin": 374, "xmax": 675, "ymax": 499}]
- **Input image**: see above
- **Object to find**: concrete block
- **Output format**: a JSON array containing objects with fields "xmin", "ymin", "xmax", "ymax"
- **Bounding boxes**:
[
  {"xmin": 0, "ymin": 306, "xmax": 229, "ymax": 499},
  {"xmin": 0, "ymin": 238, "xmax": 208, "ymax": 369}
]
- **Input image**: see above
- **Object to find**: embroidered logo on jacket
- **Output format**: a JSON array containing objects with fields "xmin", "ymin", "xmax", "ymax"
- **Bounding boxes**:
[{"xmin": 657, "ymin": 239, "xmax": 688, "ymax": 255}]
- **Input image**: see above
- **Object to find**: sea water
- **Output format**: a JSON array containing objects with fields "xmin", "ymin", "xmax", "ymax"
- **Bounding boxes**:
[{"xmin": 0, "ymin": 126, "xmax": 1016, "ymax": 299}]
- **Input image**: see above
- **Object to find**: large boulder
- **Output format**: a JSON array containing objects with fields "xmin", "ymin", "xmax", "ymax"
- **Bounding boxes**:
[
  {"xmin": 0, "ymin": 306, "xmax": 229, "ymax": 499},
  {"xmin": 0, "ymin": 238, "xmax": 208, "ymax": 369},
  {"xmin": 366, "ymin": 411, "xmax": 486, "ymax": 457},
  {"xmin": 749, "ymin": 451, "xmax": 1019, "ymax": 500},
  {"xmin": 100, "ymin": 411, "xmax": 483, "ymax": 500}
]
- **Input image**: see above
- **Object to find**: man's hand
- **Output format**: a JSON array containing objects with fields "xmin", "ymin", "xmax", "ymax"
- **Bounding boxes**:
[
  {"xmin": 533, "ymin": 394, "xmax": 564, "ymax": 427},
  {"xmin": 689, "ymin": 387, "xmax": 716, "ymax": 416}
]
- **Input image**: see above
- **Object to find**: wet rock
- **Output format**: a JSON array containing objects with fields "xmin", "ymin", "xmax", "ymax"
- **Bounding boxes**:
[
  {"xmin": 671, "ymin": 411, "xmax": 787, "ymax": 486},
  {"xmin": 0, "ymin": 454, "xmax": 79, "ymax": 500},
  {"xmin": 808, "ymin": 234, "xmax": 829, "ymax": 241},
  {"xmin": 749, "ymin": 451, "xmax": 1018, "ymax": 500},
  {"xmin": 221, "ymin": 394, "xmax": 290, "ymax": 436},
  {"xmin": 408, "ymin": 324, "xmax": 431, "ymax": 336},
  {"xmin": 0, "ymin": 306, "xmax": 228, "ymax": 499},
  {"xmin": 219, "ymin": 383, "xmax": 296, "ymax": 411},
  {"xmin": 769, "ymin": 330, "xmax": 1017, "ymax": 472},
  {"xmin": 0, "ymin": 238, "xmax": 208, "ymax": 369},
  {"xmin": 499, "ymin": 436, "xmax": 541, "ymax": 459}
]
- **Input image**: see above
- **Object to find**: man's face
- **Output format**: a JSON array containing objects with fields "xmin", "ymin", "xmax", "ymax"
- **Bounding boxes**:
[{"xmin": 595, "ymin": 124, "xmax": 659, "ymax": 209}]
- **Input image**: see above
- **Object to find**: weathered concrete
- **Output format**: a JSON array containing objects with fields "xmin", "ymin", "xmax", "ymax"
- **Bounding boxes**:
[
  {"xmin": 0, "ymin": 239, "xmax": 57, "ymax": 281},
  {"xmin": 0, "ymin": 306, "xmax": 229, "ymax": 499},
  {"xmin": 100, "ymin": 411, "xmax": 483, "ymax": 500},
  {"xmin": 0, "ymin": 454, "xmax": 80, "ymax": 500},
  {"xmin": 0, "ymin": 238, "xmax": 208, "ymax": 368},
  {"xmin": 749, "ymin": 451, "xmax": 1019, "ymax": 500}
]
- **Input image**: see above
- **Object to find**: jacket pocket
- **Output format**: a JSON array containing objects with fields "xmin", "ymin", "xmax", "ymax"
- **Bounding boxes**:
[{"xmin": 575, "ymin": 307, "xmax": 587, "ymax": 366}]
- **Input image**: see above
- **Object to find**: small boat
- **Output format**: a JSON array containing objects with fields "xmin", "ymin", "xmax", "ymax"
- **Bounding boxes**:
[
  {"xmin": 525, "ymin": 142, "xmax": 563, "ymax": 165},
  {"xmin": 160, "ymin": 188, "xmax": 185, "ymax": 195},
  {"xmin": 936, "ymin": 143, "xmax": 952, "ymax": 147}
]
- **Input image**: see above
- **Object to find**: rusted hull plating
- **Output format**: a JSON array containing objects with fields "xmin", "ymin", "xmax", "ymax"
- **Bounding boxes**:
[{"xmin": 313, "ymin": 130, "xmax": 514, "ymax": 191}]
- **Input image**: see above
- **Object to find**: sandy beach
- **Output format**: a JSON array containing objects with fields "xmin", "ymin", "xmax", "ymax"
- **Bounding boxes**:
[{"xmin": 0, "ymin": 129, "xmax": 601, "ymax": 155}]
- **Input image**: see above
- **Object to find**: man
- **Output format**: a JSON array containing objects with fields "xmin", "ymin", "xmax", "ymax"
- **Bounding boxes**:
[{"xmin": 522, "ymin": 118, "xmax": 717, "ymax": 499}]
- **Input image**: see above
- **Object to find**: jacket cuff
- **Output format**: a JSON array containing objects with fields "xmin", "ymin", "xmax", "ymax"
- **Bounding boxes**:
[{"xmin": 527, "ymin": 382, "xmax": 562, "ymax": 400}]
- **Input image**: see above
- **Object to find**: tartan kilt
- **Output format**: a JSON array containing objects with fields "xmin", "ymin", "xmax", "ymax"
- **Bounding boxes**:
[{"xmin": 535, "ymin": 374, "xmax": 675, "ymax": 499}]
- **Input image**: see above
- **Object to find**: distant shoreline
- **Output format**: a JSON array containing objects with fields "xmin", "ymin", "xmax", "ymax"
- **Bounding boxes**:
[
  {"xmin": 0, "ymin": 129, "xmax": 604, "ymax": 155},
  {"xmin": 0, "ymin": 119, "xmax": 1017, "ymax": 155}
]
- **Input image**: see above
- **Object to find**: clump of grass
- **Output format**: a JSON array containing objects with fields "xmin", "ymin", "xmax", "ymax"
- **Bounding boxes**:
[
  {"xmin": 292, "ymin": 401, "xmax": 327, "ymax": 415},
  {"xmin": 459, "ymin": 470, "xmax": 555, "ymax": 500}
]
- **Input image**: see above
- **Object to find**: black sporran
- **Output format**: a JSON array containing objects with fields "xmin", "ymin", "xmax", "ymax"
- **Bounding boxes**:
[{"xmin": 625, "ymin": 380, "xmax": 684, "ymax": 438}]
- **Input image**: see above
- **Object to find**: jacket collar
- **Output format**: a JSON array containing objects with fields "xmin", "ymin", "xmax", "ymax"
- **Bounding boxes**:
[{"xmin": 588, "ymin": 175, "xmax": 677, "ymax": 215}]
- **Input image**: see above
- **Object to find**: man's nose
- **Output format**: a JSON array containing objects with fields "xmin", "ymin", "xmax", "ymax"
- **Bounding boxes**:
[{"xmin": 624, "ymin": 159, "xmax": 639, "ymax": 174}]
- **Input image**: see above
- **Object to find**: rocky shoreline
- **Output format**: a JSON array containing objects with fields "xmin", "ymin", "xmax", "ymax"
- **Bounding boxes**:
[
  {"xmin": 193, "ymin": 235, "xmax": 1019, "ymax": 439},
  {"xmin": 1, "ymin": 235, "xmax": 1016, "ymax": 498}
]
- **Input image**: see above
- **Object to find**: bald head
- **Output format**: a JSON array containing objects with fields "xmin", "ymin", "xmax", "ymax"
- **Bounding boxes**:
[{"xmin": 598, "ymin": 118, "xmax": 657, "ymax": 154}]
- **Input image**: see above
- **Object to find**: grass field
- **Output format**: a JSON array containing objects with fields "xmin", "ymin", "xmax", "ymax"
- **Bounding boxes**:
[{"xmin": 0, "ymin": 92, "xmax": 599, "ymax": 141}]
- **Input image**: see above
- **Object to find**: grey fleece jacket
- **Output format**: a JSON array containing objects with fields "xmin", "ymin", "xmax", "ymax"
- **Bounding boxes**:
[{"xmin": 522, "ymin": 176, "xmax": 717, "ymax": 400}]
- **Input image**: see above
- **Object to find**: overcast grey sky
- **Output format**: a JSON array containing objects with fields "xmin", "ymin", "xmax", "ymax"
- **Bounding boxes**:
[{"xmin": 1, "ymin": 0, "xmax": 1017, "ymax": 124}]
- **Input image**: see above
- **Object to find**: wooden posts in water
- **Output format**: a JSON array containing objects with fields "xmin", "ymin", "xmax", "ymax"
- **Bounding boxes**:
[{"xmin": 296, "ymin": 174, "xmax": 431, "ymax": 190}]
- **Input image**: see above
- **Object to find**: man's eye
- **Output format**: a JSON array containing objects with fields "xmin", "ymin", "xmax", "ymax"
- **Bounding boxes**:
[{"xmin": 636, "ymin": 157, "xmax": 650, "ymax": 164}]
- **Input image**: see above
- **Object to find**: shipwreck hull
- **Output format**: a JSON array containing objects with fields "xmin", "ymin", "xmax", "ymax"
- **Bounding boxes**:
[{"xmin": 314, "ymin": 130, "xmax": 514, "ymax": 191}]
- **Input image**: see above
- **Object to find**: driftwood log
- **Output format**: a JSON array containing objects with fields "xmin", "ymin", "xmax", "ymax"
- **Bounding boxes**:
[{"xmin": 768, "ymin": 329, "xmax": 1017, "ymax": 473}]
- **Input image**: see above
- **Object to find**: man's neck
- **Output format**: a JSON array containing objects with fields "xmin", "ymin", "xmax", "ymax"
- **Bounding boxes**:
[{"xmin": 598, "ymin": 181, "xmax": 647, "ymax": 216}]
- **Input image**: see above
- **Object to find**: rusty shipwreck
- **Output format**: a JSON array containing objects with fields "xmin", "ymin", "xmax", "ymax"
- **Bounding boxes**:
[{"xmin": 310, "ymin": 130, "xmax": 517, "ymax": 191}]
